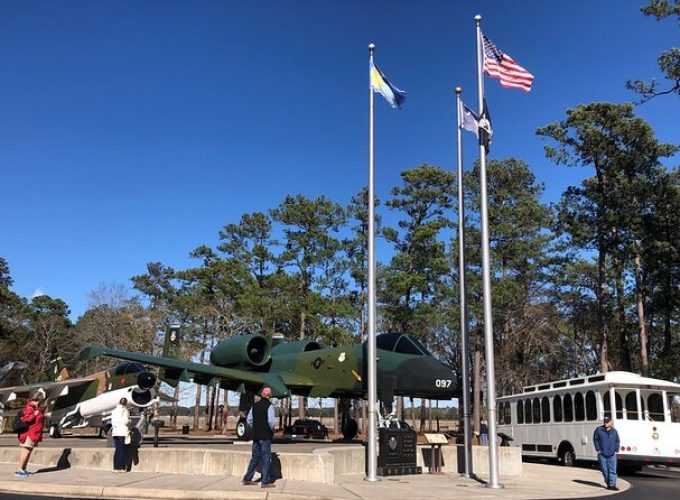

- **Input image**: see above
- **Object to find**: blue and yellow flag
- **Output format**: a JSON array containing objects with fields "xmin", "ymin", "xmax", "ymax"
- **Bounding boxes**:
[{"xmin": 370, "ymin": 61, "xmax": 406, "ymax": 109}]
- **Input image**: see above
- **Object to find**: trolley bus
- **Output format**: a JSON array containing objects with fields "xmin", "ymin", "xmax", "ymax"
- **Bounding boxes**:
[{"xmin": 496, "ymin": 371, "xmax": 680, "ymax": 470}]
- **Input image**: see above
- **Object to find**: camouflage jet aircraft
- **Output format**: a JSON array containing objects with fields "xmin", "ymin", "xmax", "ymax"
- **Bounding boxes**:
[
  {"xmin": 81, "ymin": 330, "xmax": 458, "ymax": 439},
  {"xmin": 0, "ymin": 361, "xmax": 28, "ymax": 388},
  {"xmin": 0, "ymin": 355, "xmax": 158, "ymax": 437}
]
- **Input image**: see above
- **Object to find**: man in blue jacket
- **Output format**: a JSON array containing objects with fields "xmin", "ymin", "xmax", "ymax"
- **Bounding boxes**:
[{"xmin": 593, "ymin": 416, "xmax": 620, "ymax": 490}]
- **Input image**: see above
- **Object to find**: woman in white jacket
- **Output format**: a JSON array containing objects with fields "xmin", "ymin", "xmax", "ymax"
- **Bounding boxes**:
[{"xmin": 110, "ymin": 397, "xmax": 130, "ymax": 472}]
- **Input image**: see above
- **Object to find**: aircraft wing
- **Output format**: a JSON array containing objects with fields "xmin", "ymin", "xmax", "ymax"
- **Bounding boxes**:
[
  {"xmin": 80, "ymin": 346, "xmax": 313, "ymax": 397},
  {"xmin": 0, "ymin": 376, "xmax": 97, "ymax": 406}
]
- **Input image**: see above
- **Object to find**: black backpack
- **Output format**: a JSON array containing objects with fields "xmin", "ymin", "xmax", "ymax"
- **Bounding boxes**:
[{"xmin": 12, "ymin": 411, "xmax": 29, "ymax": 434}]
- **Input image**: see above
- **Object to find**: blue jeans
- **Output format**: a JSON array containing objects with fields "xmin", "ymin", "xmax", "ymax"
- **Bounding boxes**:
[
  {"xmin": 113, "ymin": 436, "xmax": 126, "ymax": 470},
  {"xmin": 597, "ymin": 453, "xmax": 617, "ymax": 487},
  {"xmin": 243, "ymin": 439, "xmax": 272, "ymax": 484},
  {"xmin": 480, "ymin": 434, "xmax": 488, "ymax": 446}
]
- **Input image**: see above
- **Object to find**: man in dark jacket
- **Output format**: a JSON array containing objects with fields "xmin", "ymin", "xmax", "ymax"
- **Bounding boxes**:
[
  {"xmin": 242, "ymin": 387, "xmax": 276, "ymax": 488},
  {"xmin": 593, "ymin": 416, "xmax": 620, "ymax": 490}
]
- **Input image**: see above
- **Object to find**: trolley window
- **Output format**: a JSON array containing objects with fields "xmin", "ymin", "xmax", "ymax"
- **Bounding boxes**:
[
  {"xmin": 575, "ymin": 392, "xmax": 585, "ymax": 421},
  {"xmin": 563, "ymin": 393, "xmax": 574, "ymax": 422},
  {"xmin": 670, "ymin": 393, "xmax": 680, "ymax": 423},
  {"xmin": 625, "ymin": 392, "xmax": 639, "ymax": 420},
  {"xmin": 541, "ymin": 396, "xmax": 550, "ymax": 423},
  {"xmin": 586, "ymin": 391, "xmax": 597, "ymax": 421},
  {"xmin": 525, "ymin": 398, "xmax": 532, "ymax": 424},
  {"xmin": 553, "ymin": 395, "xmax": 563, "ymax": 422},
  {"xmin": 517, "ymin": 400, "xmax": 524, "ymax": 424},
  {"xmin": 533, "ymin": 397, "xmax": 541, "ymax": 423},
  {"xmin": 648, "ymin": 393, "xmax": 664, "ymax": 422},
  {"xmin": 603, "ymin": 390, "xmax": 624, "ymax": 419},
  {"xmin": 615, "ymin": 391, "xmax": 623, "ymax": 418}
]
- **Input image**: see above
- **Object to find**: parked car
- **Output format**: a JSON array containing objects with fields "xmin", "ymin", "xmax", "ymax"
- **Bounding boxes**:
[{"xmin": 283, "ymin": 419, "xmax": 329, "ymax": 440}]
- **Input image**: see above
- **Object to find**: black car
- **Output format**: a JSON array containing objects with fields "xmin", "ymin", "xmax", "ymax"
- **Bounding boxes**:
[{"xmin": 283, "ymin": 419, "xmax": 329, "ymax": 440}]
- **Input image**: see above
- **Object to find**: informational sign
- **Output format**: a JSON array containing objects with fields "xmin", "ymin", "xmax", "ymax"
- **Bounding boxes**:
[{"xmin": 424, "ymin": 433, "xmax": 448, "ymax": 444}]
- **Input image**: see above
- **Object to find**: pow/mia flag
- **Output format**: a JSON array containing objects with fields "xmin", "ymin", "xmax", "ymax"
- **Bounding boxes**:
[{"xmin": 479, "ymin": 98, "xmax": 493, "ymax": 153}]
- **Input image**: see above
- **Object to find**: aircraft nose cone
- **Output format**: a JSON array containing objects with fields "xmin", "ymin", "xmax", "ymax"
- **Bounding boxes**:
[{"xmin": 137, "ymin": 371, "xmax": 156, "ymax": 390}]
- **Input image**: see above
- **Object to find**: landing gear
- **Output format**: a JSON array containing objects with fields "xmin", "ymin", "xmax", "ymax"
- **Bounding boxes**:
[
  {"xmin": 99, "ymin": 424, "xmax": 112, "ymax": 439},
  {"xmin": 339, "ymin": 398, "xmax": 359, "ymax": 440},
  {"xmin": 48, "ymin": 424, "xmax": 61, "ymax": 438},
  {"xmin": 341, "ymin": 418, "xmax": 358, "ymax": 440},
  {"xmin": 236, "ymin": 417, "xmax": 252, "ymax": 441}
]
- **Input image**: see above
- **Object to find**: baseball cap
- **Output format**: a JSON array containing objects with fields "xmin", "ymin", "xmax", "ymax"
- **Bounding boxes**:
[
  {"xmin": 603, "ymin": 416, "xmax": 611, "ymax": 423},
  {"xmin": 261, "ymin": 387, "xmax": 272, "ymax": 397}
]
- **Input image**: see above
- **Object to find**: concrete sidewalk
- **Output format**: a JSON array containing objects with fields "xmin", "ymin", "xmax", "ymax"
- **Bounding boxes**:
[{"xmin": 0, "ymin": 462, "xmax": 628, "ymax": 500}]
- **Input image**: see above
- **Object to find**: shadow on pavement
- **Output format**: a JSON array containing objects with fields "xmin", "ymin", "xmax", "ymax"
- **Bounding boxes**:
[
  {"xmin": 35, "ymin": 448, "xmax": 71, "ymax": 474},
  {"xmin": 573, "ymin": 479, "xmax": 605, "ymax": 488}
]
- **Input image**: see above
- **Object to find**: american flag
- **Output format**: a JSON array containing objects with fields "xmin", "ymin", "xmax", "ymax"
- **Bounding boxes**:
[{"xmin": 483, "ymin": 34, "xmax": 534, "ymax": 92}]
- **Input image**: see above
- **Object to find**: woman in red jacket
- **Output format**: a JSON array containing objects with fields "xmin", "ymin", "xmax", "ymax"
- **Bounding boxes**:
[{"xmin": 16, "ymin": 390, "xmax": 46, "ymax": 477}]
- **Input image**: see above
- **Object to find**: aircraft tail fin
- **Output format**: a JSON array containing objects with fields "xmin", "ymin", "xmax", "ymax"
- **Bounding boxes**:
[
  {"xmin": 160, "ymin": 324, "xmax": 182, "ymax": 386},
  {"xmin": 162, "ymin": 324, "xmax": 182, "ymax": 359},
  {"xmin": 44, "ymin": 350, "xmax": 70, "ymax": 381}
]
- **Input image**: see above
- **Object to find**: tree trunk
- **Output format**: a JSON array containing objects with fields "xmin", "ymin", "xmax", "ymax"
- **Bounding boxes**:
[
  {"xmin": 207, "ymin": 385, "xmax": 217, "ymax": 431},
  {"xmin": 299, "ymin": 310, "xmax": 306, "ymax": 419},
  {"xmin": 597, "ymin": 249, "xmax": 610, "ymax": 372},
  {"xmin": 410, "ymin": 398, "xmax": 417, "ymax": 430},
  {"xmin": 662, "ymin": 252, "xmax": 672, "ymax": 358},
  {"xmin": 419, "ymin": 400, "xmax": 426, "ymax": 432},
  {"xmin": 171, "ymin": 385, "xmax": 180, "ymax": 428},
  {"xmin": 613, "ymin": 254, "xmax": 632, "ymax": 371},
  {"xmin": 595, "ymin": 167, "xmax": 610, "ymax": 373},
  {"xmin": 634, "ymin": 253, "xmax": 650, "ymax": 376},
  {"xmin": 193, "ymin": 385, "xmax": 202, "ymax": 430},
  {"xmin": 193, "ymin": 347, "xmax": 206, "ymax": 429},
  {"xmin": 333, "ymin": 399, "xmax": 339, "ymax": 435},
  {"xmin": 473, "ymin": 349, "xmax": 482, "ymax": 437}
]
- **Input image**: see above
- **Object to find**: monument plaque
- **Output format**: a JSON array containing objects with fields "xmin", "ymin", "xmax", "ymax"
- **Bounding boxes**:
[{"xmin": 376, "ymin": 427, "xmax": 422, "ymax": 476}]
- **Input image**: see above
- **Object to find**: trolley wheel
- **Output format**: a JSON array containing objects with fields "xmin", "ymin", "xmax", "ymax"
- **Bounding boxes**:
[{"xmin": 561, "ymin": 449, "xmax": 575, "ymax": 467}]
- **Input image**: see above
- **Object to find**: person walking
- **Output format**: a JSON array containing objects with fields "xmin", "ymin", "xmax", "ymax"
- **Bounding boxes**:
[
  {"xmin": 593, "ymin": 416, "xmax": 620, "ymax": 490},
  {"xmin": 15, "ymin": 390, "xmax": 46, "ymax": 477},
  {"xmin": 479, "ymin": 420, "xmax": 489, "ymax": 446},
  {"xmin": 242, "ymin": 387, "xmax": 276, "ymax": 488},
  {"xmin": 111, "ymin": 397, "xmax": 130, "ymax": 473}
]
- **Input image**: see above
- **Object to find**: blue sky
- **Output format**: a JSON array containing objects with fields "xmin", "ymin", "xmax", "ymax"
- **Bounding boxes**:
[{"xmin": 1, "ymin": 0, "xmax": 678, "ymax": 321}]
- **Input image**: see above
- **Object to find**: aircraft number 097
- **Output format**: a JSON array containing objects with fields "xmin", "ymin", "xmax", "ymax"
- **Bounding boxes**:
[{"xmin": 435, "ymin": 379, "xmax": 452, "ymax": 388}]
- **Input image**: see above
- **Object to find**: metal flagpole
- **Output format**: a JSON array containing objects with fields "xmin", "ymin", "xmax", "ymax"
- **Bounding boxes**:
[
  {"xmin": 474, "ymin": 14, "xmax": 502, "ymax": 489},
  {"xmin": 455, "ymin": 87, "xmax": 473, "ymax": 479},
  {"xmin": 364, "ymin": 42, "xmax": 380, "ymax": 482}
]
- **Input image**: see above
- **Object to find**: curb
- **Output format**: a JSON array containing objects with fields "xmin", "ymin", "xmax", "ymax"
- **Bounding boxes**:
[{"xmin": 0, "ymin": 481, "xmax": 341, "ymax": 500}]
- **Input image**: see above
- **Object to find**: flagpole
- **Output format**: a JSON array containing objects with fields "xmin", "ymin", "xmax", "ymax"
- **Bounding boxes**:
[
  {"xmin": 474, "ymin": 14, "xmax": 502, "ymax": 489},
  {"xmin": 364, "ymin": 42, "xmax": 380, "ymax": 483},
  {"xmin": 455, "ymin": 87, "xmax": 473, "ymax": 479}
]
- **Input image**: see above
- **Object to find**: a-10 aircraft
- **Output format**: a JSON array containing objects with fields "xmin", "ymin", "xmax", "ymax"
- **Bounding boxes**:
[
  {"xmin": 81, "ymin": 330, "xmax": 458, "ymax": 439},
  {"xmin": 0, "ymin": 355, "xmax": 158, "ymax": 437}
]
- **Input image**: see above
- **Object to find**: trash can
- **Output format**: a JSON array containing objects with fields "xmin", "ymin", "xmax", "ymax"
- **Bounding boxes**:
[{"xmin": 182, "ymin": 424, "xmax": 190, "ymax": 435}]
